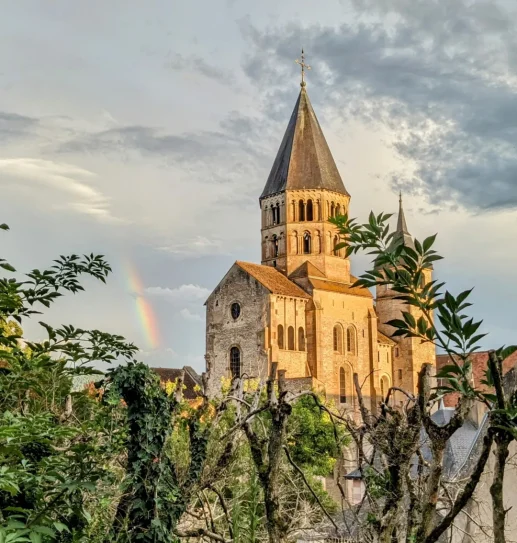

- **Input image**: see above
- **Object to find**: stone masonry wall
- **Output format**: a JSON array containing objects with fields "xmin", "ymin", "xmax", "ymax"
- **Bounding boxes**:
[{"xmin": 205, "ymin": 265, "xmax": 269, "ymax": 396}]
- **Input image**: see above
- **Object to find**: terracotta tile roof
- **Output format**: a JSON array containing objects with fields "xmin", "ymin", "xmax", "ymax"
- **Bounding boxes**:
[
  {"xmin": 436, "ymin": 350, "xmax": 517, "ymax": 407},
  {"xmin": 152, "ymin": 366, "xmax": 202, "ymax": 400},
  {"xmin": 236, "ymin": 261, "xmax": 310, "ymax": 299},
  {"xmin": 309, "ymin": 278, "xmax": 373, "ymax": 298},
  {"xmin": 289, "ymin": 261, "xmax": 326, "ymax": 279},
  {"xmin": 377, "ymin": 332, "xmax": 396, "ymax": 345}
]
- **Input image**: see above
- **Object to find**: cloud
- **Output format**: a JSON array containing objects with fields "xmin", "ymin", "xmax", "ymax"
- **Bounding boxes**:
[
  {"xmin": 0, "ymin": 112, "xmax": 38, "ymax": 141},
  {"xmin": 164, "ymin": 53, "xmax": 236, "ymax": 87},
  {"xmin": 179, "ymin": 308, "xmax": 203, "ymax": 322},
  {"xmin": 58, "ymin": 121, "xmax": 266, "ymax": 167},
  {"xmin": 140, "ymin": 347, "xmax": 178, "ymax": 359},
  {"xmin": 241, "ymin": 0, "xmax": 517, "ymax": 211},
  {"xmin": 145, "ymin": 284, "xmax": 211, "ymax": 302},
  {"xmin": 0, "ymin": 158, "xmax": 123, "ymax": 223},
  {"xmin": 156, "ymin": 236, "xmax": 226, "ymax": 258}
]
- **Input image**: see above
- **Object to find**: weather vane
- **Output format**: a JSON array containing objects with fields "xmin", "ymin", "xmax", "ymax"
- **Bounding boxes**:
[{"xmin": 295, "ymin": 49, "xmax": 311, "ymax": 87}]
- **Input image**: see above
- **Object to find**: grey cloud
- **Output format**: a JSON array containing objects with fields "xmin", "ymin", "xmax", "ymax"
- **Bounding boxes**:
[
  {"xmin": 242, "ymin": 0, "xmax": 517, "ymax": 211},
  {"xmin": 0, "ymin": 111, "xmax": 38, "ymax": 140},
  {"xmin": 164, "ymin": 53, "xmax": 236, "ymax": 87},
  {"xmin": 59, "ymin": 120, "xmax": 269, "ymax": 166}
]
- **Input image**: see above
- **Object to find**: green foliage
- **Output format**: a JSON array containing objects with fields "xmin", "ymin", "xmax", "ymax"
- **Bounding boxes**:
[
  {"xmin": 0, "ymin": 222, "xmax": 136, "ymax": 542},
  {"xmin": 287, "ymin": 394, "xmax": 346, "ymax": 476},
  {"xmin": 331, "ymin": 211, "xmax": 516, "ymax": 405}
]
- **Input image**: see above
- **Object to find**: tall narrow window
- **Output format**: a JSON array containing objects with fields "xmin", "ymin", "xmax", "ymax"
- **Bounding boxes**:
[
  {"xmin": 287, "ymin": 326, "xmax": 295, "ymax": 350},
  {"xmin": 230, "ymin": 347, "xmax": 241, "ymax": 378},
  {"xmin": 272, "ymin": 203, "xmax": 280, "ymax": 225},
  {"xmin": 270, "ymin": 206, "xmax": 275, "ymax": 226},
  {"xmin": 339, "ymin": 367, "xmax": 346, "ymax": 403},
  {"xmin": 398, "ymin": 369, "xmax": 403, "ymax": 381},
  {"xmin": 277, "ymin": 325, "xmax": 284, "ymax": 349},
  {"xmin": 330, "ymin": 202, "xmax": 335, "ymax": 217},
  {"xmin": 306, "ymin": 199, "xmax": 313, "ymax": 221},
  {"xmin": 273, "ymin": 235, "xmax": 279, "ymax": 257},
  {"xmin": 380, "ymin": 376, "xmax": 390, "ymax": 401},
  {"xmin": 299, "ymin": 200, "xmax": 305, "ymax": 221},
  {"xmin": 336, "ymin": 204, "xmax": 341, "ymax": 216},
  {"xmin": 333, "ymin": 235, "xmax": 340, "ymax": 255},
  {"xmin": 333, "ymin": 325, "xmax": 343, "ymax": 353},
  {"xmin": 347, "ymin": 326, "xmax": 356, "ymax": 354},
  {"xmin": 303, "ymin": 232, "xmax": 311, "ymax": 254},
  {"xmin": 298, "ymin": 327, "xmax": 305, "ymax": 351}
]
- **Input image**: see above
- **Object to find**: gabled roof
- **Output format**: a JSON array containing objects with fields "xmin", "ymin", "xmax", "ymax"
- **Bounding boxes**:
[
  {"xmin": 288, "ymin": 261, "xmax": 326, "ymax": 279},
  {"xmin": 260, "ymin": 87, "xmax": 349, "ymax": 199},
  {"xmin": 152, "ymin": 366, "xmax": 202, "ymax": 400},
  {"xmin": 377, "ymin": 332, "xmax": 396, "ymax": 345},
  {"xmin": 309, "ymin": 278, "xmax": 373, "ymax": 298},
  {"xmin": 236, "ymin": 261, "xmax": 310, "ymax": 299}
]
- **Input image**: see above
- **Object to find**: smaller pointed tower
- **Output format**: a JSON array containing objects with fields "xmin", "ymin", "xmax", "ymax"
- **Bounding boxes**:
[{"xmin": 376, "ymin": 195, "xmax": 436, "ymax": 396}]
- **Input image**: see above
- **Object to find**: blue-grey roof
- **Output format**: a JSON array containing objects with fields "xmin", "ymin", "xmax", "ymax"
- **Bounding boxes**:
[{"xmin": 415, "ymin": 407, "xmax": 484, "ymax": 478}]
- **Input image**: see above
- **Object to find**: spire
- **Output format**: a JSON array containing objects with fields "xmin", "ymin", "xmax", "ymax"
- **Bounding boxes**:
[
  {"xmin": 260, "ymin": 86, "xmax": 349, "ymax": 199},
  {"xmin": 390, "ymin": 192, "xmax": 415, "ymax": 250},
  {"xmin": 397, "ymin": 191, "xmax": 410, "ymax": 234}
]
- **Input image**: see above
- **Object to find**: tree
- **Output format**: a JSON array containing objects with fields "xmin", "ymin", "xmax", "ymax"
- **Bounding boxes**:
[
  {"xmin": 0, "ymin": 222, "xmax": 138, "ymax": 542},
  {"xmin": 328, "ymin": 211, "xmax": 517, "ymax": 543},
  {"xmin": 226, "ymin": 365, "xmax": 345, "ymax": 543}
]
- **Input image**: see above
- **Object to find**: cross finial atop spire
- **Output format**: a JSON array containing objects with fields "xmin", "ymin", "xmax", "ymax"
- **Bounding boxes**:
[{"xmin": 295, "ymin": 49, "xmax": 311, "ymax": 88}]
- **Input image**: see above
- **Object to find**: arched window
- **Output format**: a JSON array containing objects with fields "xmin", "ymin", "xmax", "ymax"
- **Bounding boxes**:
[
  {"xmin": 287, "ymin": 326, "xmax": 295, "ymax": 350},
  {"xmin": 339, "ymin": 367, "xmax": 346, "ymax": 403},
  {"xmin": 299, "ymin": 200, "xmax": 305, "ymax": 221},
  {"xmin": 269, "ymin": 206, "xmax": 275, "ymax": 226},
  {"xmin": 277, "ymin": 325, "xmax": 284, "ymax": 349},
  {"xmin": 298, "ymin": 327, "xmax": 305, "ymax": 351},
  {"xmin": 347, "ymin": 326, "xmax": 356, "ymax": 354},
  {"xmin": 230, "ymin": 347, "xmax": 241, "ymax": 378},
  {"xmin": 336, "ymin": 204, "xmax": 341, "ymax": 216},
  {"xmin": 333, "ymin": 325, "xmax": 343, "ymax": 353},
  {"xmin": 380, "ymin": 376, "xmax": 390, "ymax": 401},
  {"xmin": 306, "ymin": 199, "xmax": 313, "ymax": 221},
  {"xmin": 303, "ymin": 232, "xmax": 311, "ymax": 254},
  {"xmin": 330, "ymin": 202, "xmax": 335, "ymax": 217},
  {"xmin": 333, "ymin": 235, "xmax": 340, "ymax": 255},
  {"xmin": 273, "ymin": 235, "xmax": 279, "ymax": 257},
  {"xmin": 271, "ymin": 204, "xmax": 280, "ymax": 224}
]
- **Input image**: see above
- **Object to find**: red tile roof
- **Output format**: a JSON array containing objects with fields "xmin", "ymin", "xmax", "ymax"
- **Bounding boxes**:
[
  {"xmin": 436, "ymin": 350, "xmax": 517, "ymax": 407},
  {"xmin": 236, "ymin": 261, "xmax": 310, "ymax": 299},
  {"xmin": 152, "ymin": 366, "xmax": 202, "ymax": 400}
]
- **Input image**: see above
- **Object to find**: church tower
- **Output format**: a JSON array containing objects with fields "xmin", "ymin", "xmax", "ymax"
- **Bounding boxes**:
[
  {"xmin": 375, "ymin": 195, "xmax": 436, "ymax": 395},
  {"xmin": 259, "ymin": 54, "xmax": 351, "ymax": 283}
]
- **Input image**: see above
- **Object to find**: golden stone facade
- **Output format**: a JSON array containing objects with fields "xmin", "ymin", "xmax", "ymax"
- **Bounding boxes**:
[{"xmin": 205, "ymin": 85, "xmax": 436, "ymax": 407}]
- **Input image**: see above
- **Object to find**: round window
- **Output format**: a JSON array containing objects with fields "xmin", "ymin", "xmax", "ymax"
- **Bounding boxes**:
[{"xmin": 231, "ymin": 302, "xmax": 241, "ymax": 320}]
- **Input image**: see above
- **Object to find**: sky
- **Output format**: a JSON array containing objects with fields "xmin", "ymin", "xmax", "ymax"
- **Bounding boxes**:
[{"xmin": 1, "ymin": 0, "xmax": 517, "ymax": 372}]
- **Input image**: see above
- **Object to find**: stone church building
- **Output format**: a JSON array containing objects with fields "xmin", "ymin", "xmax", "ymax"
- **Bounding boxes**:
[{"xmin": 204, "ymin": 80, "xmax": 436, "ymax": 407}]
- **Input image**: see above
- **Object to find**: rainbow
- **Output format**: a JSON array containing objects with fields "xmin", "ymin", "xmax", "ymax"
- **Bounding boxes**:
[{"xmin": 125, "ymin": 263, "xmax": 161, "ymax": 350}]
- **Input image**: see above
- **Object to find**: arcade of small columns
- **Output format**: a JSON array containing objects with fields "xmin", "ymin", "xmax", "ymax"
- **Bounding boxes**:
[{"xmin": 261, "ymin": 192, "xmax": 350, "ymax": 261}]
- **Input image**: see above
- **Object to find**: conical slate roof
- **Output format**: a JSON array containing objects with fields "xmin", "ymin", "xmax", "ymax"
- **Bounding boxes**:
[
  {"xmin": 260, "ymin": 87, "xmax": 349, "ymax": 199},
  {"xmin": 390, "ymin": 193, "xmax": 415, "ymax": 250}
]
